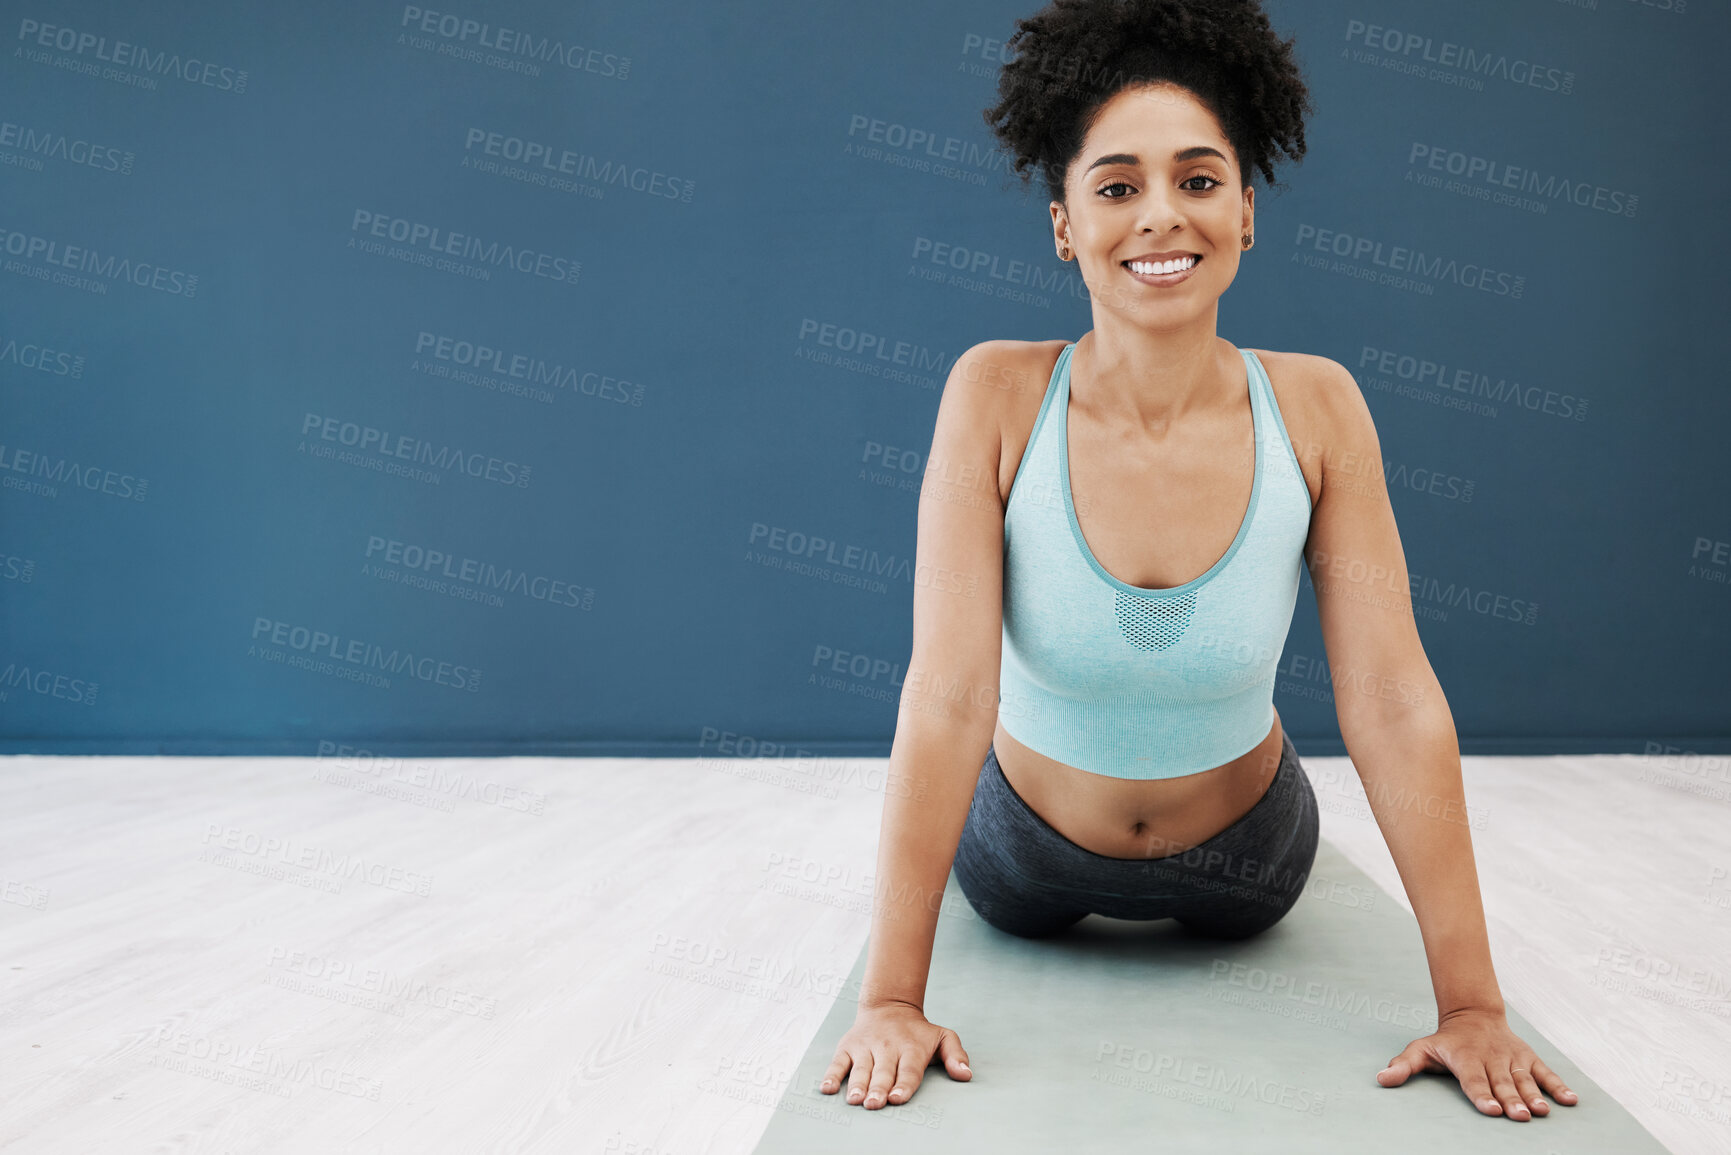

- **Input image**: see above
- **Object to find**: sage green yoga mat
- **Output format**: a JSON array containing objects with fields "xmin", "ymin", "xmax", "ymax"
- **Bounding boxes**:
[{"xmin": 752, "ymin": 838, "xmax": 1669, "ymax": 1153}]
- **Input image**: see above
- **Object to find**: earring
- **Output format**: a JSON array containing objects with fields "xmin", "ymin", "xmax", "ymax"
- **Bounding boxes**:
[
  {"xmin": 1241, "ymin": 234, "xmax": 1254, "ymax": 249},
  {"xmin": 1057, "ymin": 245, "xmax": 1071, "ymax": 261}
]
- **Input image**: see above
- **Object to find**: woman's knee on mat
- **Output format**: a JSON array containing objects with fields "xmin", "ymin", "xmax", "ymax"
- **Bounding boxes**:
[
  {"xmin": 952, "ymin": 856, "xmax": 1088, "ymax": 939},
  {"xmin": 1176, "ymin": 885, "xmax": 1304, "ymax": 940},
  {"xmin": 967, "ymin": 892, "xmax": 1088, "ymax": 939}
]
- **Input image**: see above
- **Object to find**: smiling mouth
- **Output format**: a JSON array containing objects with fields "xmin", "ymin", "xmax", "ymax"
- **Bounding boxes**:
[{"xmin": 1122, "ymin": 255, "xmax": 1202, "ymax": 275}]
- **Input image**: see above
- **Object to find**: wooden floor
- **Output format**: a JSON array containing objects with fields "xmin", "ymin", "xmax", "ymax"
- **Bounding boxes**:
[{"xmin": 1, "ymin": 747, "xmax": 1726, "ymax": 1154}]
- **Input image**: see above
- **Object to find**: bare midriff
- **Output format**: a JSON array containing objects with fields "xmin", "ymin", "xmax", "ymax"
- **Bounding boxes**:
[{"xmin": 989, "ymin": 710, "xmax": 1287, "ymax": 860}]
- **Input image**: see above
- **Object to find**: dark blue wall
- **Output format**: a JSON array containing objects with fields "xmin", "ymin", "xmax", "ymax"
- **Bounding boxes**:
[{"xmin": 3, "ymin": 0, "xmax": 1726, "ymax": 756}]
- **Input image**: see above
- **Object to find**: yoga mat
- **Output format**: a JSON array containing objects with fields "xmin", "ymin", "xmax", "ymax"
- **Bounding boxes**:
[{"xmin": 752, "ymin": 837, "xmax": 1670, "ymax": 1154}]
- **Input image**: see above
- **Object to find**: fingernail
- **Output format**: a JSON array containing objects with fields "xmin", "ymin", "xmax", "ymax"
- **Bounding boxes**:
[{"xmin": 958, "ymin": 1063, "xmax": 970, "ymax": 1072}]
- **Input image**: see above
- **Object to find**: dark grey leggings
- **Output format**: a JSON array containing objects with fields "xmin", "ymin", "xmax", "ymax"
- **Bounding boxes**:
[{"xmin": 952, "ymin": 730, "xmax": 1319, "ymax": 940}]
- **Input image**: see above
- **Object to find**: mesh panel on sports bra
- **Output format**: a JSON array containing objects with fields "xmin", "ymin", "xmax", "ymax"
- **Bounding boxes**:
[{"xmin": 1113, "ymin": 588, "xmax": 1196, "ymax": 651}]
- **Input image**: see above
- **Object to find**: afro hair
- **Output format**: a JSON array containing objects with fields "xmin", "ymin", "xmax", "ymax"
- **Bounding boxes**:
[{"xmin": 983, "ymin": 0, "xmax": 1314, "ymax": 204}]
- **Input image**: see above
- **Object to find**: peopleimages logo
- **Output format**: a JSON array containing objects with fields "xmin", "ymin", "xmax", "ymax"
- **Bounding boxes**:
[
  {"xmin": 1291, "ymin": 223, "xmax": 1525, "ymax": 299},
  {"xmin": 0, "ymin": 330, "xmax": 85, "ymax": 377},
  {"xmin": 299, "ymin": 412, "xmax": 533, "ymax": 488},
  {"xmin": 0, "ymin": 223, "xmax": 198, "ymax": 296},
  {"xmin": 0, "ymin": 439, "xmax": 149, "ymax": 500},
  {"xmin": 0, "ymin": 658, "xmax": 99, "ymax": 706},
  {"xmin": 796, "ymin": 317, "xmax": 948, "ymax": 371},
  {"xmin": 0, "ymin": 116, "xmax": 135, "ymax": 174},
  {"xmin": 15, "ymin": 18, "xmax": 250, "ymax": 92},
  {"xmin": 348, "ymin": 210, "xmax": 580, "ymax": 285},
  {"xmin": 1407, "ymin": 142, "xmax": 1637, "ymax": 218},
  {"xmin": 397, "ymin": 6, "xmax": 630, "ymax": 78},
  {"xmin": 412, "ymin": 330, "xmax": 643, "ymax": 405},
  {"xmin": 461, "ymin": 128, "xmax": 693, "ymax": 201},
  {"xmin": 362, "ymin": 534, "xmax": 595, "ymax": 610},
  {"xmin": 1355, "ymin": 345, "xmax": 1587, "ymax": 421},
  {"xmin": 1343, "ymin": 19, "xmax": 1573, "ymax": 95},
  {"xmin": 746, "ymin": 522, "xmax": 913, "ymax": 583},
  {"xmin": 248, "ymin": 617, "xmax": 484, "ymax": 692}
]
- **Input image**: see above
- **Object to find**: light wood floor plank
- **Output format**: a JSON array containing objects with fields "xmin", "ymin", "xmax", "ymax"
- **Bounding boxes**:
[{"xmin": 1, "ymin": 749, "xmax": 1724, "ymax": 1153}]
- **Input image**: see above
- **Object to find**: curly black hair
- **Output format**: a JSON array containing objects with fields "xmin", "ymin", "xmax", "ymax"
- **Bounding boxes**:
[{"xmin": 983, "ymin": 0, "xmax": 1313, "ymax": 205}]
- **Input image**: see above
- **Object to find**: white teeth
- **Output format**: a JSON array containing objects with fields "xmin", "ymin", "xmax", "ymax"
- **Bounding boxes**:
[{"xmin": 1127, "ymin": 256, "xmax": 1197, "ymax": 275}]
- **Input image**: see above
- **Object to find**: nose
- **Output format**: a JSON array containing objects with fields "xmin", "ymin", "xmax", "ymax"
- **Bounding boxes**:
[{"xmin": 1135, "ymin": 187, "xmax": 1187, "ymax": 234}]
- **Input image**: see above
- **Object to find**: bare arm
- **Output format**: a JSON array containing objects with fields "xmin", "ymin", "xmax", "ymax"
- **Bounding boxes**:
[
  {"xmin": 1302, "ymin": 356, "xmax": 1577, "ymax": 1118},
  {"xmin": 1299, "ymin": 356, "xmax": 1496, "ymax": 1014},
  {"xmin": 856, "ymin": 341, "xmax": 1029, "ymax": 1011}
]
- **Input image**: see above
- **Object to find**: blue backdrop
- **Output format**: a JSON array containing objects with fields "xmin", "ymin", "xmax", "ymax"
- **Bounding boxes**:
[{"xmin": 3, "ymin": 0, "xmax": 1726, "ymax": 757}]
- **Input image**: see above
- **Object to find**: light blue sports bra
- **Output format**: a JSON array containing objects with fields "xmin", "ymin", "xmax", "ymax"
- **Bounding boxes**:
[{"xmin": 998, "ymin": 341, "xmax": 1313, "ymax": 779}]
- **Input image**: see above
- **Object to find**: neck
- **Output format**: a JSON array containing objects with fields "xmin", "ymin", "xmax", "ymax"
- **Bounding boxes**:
[{"xmin": 1073, "ymin": 313, "xmax": 1231, "ymax": 428}]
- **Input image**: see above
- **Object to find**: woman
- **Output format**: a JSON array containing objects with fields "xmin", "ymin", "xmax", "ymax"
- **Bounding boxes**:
[{"xmin": 819, "ymin": 0, "xmax": 1579, "ymax": 1126}]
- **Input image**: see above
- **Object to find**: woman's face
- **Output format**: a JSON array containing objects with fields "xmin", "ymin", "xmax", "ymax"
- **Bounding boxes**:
[{"xmin": 1052, "ymin": 82, "xmax": 1253, "ymax": 321}]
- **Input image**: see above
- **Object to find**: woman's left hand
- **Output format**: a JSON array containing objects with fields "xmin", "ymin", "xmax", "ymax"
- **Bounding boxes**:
[{"xmin": 1375, "ymin": 1006, "xmax": 1580, "ymax": 1120}]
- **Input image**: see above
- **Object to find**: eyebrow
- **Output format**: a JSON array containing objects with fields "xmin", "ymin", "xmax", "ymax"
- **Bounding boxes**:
[{"xmin": 1083, "ymin": 146, "xmax": 1228, "ymax": 173}]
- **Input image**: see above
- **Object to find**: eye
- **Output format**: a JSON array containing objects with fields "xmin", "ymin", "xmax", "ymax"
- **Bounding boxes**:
[
  {"xmin": 1182, "ymin": 175, "xmax": 1225, "ymax": 192},
  {"xmin": 1097, "ymin": 180, "xmax": 1136, "ymax": 199}
]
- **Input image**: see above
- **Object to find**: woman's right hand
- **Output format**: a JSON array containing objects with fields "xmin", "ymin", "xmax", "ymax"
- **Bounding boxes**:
[{"xmin": 820, "ymin": 1000, "xmax": 971, "ymax": 1109}]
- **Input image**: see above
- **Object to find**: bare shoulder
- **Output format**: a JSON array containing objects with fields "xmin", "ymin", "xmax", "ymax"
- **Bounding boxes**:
[
  {"xmin": 1244, "ymin": 347, "xmax": 1365, "ymax": 416},
  {"xmin": 1242, "ymin": 348, "xmax": 1379, "ymax": 505},
  {"xmin": 939, "ymin": 339, "xmax": 1070, "ymax": 508},
  {"xmin": 944, "ymin": 338, "xmax": 1068, "ymax": 401}
]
